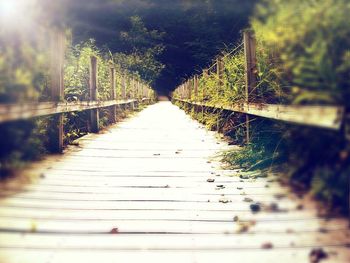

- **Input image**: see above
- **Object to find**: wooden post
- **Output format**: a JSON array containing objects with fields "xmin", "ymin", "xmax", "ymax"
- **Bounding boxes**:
[
  {"xmin": 109, "ymin": 67, "xmax": 117, "ymax": 123},
  {"xmin": 121, "ymin": 74, "xmax": 126, "ymax": 99},
  {"xmin": 217, "ymin": 57, "xmax": 224, "ymax": 89},
  {"xmin": 138, "ymin": 82, "xmax": 142, "ymax": 99},
  {"xmin": 188, "ymin": 80, "xmax": 192, "ymax": 100},
  {"xmin": 216, "ymin": 58, "xmax": 225, "ymax": 132},
  {"xmin": 130, "ymin": 78, "xmax": 134, "ymax": 99},
  {"xmin": 142, "ymin": 83, "xmax": 145, "ymax": 99},
  {"xmin": 243, "ymin": 30, "xmax": 257, "ymax": 144},
  {"xmin": 202, "ymin": 69, "xmax": 208, "ymax": 119},
  {"xmin": 203, "ymin": 69, "xmax": 208, "ymax": 101},
  {"xmin": 50, "ymin": 29, "xmax": 65, "ymax": 153},
  {"xmin": 181, "ymin": 84, "xmax": 186, "ymax": 99},
  {"xmin": 194, "ymin": 75, "xmax": 198, "ymax": 100},
  {"xmin": 89, "ymin": 56, "xmax": 99, "ymax": 133}
]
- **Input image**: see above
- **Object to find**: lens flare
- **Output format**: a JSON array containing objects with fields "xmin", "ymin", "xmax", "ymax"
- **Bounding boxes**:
[
  {"xmin": 0, "ymin": 0, "xmax": 39, "ymax": 32},
  {"xmin": 0, "ymin": 0, "xmax": 19, "ymax": 18}
]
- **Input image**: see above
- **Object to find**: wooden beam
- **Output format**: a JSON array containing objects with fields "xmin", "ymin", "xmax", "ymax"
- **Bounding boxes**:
[
  {"xmin": 174, "ymin": 99, "xmax": 344, "ymax": 130},
  {"xmin": 0, "ymin": 100, "xmax": 137, "ymax": 123}
]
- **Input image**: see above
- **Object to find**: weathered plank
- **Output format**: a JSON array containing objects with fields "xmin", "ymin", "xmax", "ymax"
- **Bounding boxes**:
[
  {"xmin": 0, "ymin": 99, "xmax": 136, "ymax": 123},
  {"xmin": 175, "ymin": 99, "xmax": 344, "ymax": 130}
]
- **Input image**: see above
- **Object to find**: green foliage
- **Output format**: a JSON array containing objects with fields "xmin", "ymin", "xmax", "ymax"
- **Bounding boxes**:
[
  {"xmin": 115, "ymin": 16, "xmax": 165, "ymax": 85},
  {"xmin": 250, "ymin": 0, "xmax": 350, "ymax": 212},
  {"xmin": 252, "ymin": 0, "xmax": 350, "ymax": 105},
  {"xmin": 222, "ymin": 146, "xmax": 265, "ymax": 169},
  {"xmin": 64, "ymin": 39, "xmax": 114, "ymax": 101},
  {"xmin": 0, "ymin": 119, "xmax": 47, "ymax": 178},
  {"xmin": 0, "ymin": 31, "xmax": 49, "ymax": 103}
]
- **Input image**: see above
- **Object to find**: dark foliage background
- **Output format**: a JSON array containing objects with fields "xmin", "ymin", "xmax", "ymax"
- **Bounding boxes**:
[{"xmin": 61, "ymin": 0, "xmax": 257, "ymax": 95}]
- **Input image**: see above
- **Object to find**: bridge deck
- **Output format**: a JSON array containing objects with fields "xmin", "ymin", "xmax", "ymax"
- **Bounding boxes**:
[{"xmin": 0, "ymin": 102, "xmax": 349, "ymax": 263}]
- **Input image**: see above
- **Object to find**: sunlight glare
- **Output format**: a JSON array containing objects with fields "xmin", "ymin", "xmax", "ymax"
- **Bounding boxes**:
[
  {"xmin": 0, "ymin": 0, "xmax": 19, "ymax": 18},
  {"xmin": 0, "ymin": 0, "xmax": 38, "ymax": 31}
]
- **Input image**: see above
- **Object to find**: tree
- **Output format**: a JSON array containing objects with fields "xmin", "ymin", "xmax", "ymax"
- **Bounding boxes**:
[{"xmin": 114, "ymin": 16, "xmax": 165, "ymax": 84}]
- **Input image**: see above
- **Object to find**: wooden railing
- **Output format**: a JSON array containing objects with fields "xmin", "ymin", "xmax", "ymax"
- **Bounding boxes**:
[
  {"xmin": 0, "ymin": 31, "xmax": 156, "ymax": 153},
  {"xmin": 172, "ymin": 31, "xmax": 346, "ymax": 135}
]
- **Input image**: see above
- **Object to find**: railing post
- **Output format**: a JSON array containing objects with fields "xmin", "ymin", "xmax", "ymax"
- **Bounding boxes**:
[
  {"xmin": 243, "ymin": 30, "xmax": 257, "ymax": 144},
  {"xmin": 143, "ymin": 84, "xmax": 146, "ymax": 100},
  {"xmin": 203, "ymin": 69, "xmax": 208, "ymax": 101},
  {"xmin": 130, "ymin": 78, "xmax": 134, "ymax": 99},
  {"xmin": 217, "ymin": 57, "xmax": 224, "ymax": 89},
  {"xmin": 188, "ymin": 80, "xmax": 192, "ymax": 100},
  {"xmin": 183, "ymin": 84, "xmax": 185, "ymax": 100},
  {"xmin": 138, "ymin": 81, "xmax": 142, "ymax": 100},
  {"xmin": 194, "ymin": 75, "xmax": 198, "ymax": 100},
  {"xmin": 201, "ymin": 69, "xmax": 208, "ymax": 119},
  {"xmin": 121, "ymin": 74, "xmax": 126, "ymax": 99},
  {"xmin": 89, "ymin": 56, "xmax": 99, "ymax": 133},
  {"xmin": 50, "ymin": 29, "xmax": 65, "ymax": 153},
  {"xmin": 109, "ymin": 66, "xmax": 117, "ymax": 123}
]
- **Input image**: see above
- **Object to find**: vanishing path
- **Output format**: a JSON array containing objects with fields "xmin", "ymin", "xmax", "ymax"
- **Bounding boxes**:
[{"xmin": 0, "ymin": 102, "xmax": 349, "ymax": 263}]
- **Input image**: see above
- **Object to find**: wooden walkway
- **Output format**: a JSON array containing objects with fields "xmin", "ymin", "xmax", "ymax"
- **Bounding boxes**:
[{"xmin": 0, "ymin": 102, "xmax": 349, "ymax": 263}]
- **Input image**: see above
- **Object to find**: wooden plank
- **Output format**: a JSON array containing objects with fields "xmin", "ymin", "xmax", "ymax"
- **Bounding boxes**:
[
  {"xmin": 174, "ymin": 99, "xmax": 344, "ymax": 130},
  {"xmin": 1, "ymin": 249, "xmax": 349, "ymax": 263},
  {"xmin": 0, "ymin": 100, "xmax": 136, "ymax": 123}
]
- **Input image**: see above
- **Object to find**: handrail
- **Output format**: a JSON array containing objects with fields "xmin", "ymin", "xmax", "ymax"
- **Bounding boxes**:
[
  {"xmin": 0, "ymin": 99, "xmax": 138, "ymax": 123},
  {"xmin": 174, "ymin": 99, "xmax": 344, "ymax": 130}
]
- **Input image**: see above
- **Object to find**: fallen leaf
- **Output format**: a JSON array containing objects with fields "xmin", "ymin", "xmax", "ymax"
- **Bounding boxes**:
[
  {"xmin": 261, "ymin": 242, "xmax": 273, "ymax": 249},
  {"xmin": 309, "ymin": 248, "xmax": 328, "ymax": 263},
  {"xmin": 30, "ymin": 221, "xmax": 37, "ymax": 233},
  {"xmin": 250, "ymin": 203, "xmax": 261, "ymax": 213},
  {"xmin": 274, "ymin": 193, "xmax": 286, "ymax": 200},
  {"xmin": 296, "ymin": 204, "xmax": 304, "ymax": 210},
  {"xmin": 243, "ymin": 197, "xmax": 253, "ymax": 202},
  {"xmin": 236, "ymin": 221, "xmax": 255, "ymax": 233},
  {"xmin": 110, "ymin": 228, "xmax": 119, "ymax": 234},
  {"xmin": 219, "ymin": 198, "xmax": 230, "ymax": 203}
]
